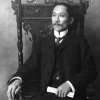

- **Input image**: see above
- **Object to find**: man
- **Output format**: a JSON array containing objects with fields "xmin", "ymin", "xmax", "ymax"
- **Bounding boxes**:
[{"xmin": 7, "ymin": 2, "xmax": 97, "ymax": 100}]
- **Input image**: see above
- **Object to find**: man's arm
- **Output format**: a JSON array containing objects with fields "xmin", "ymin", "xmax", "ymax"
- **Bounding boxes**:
[
  {"xmin": 8, "ymin": 39, "xmax": 41, "ymax": 83},
  {"xmin": 55, "ymin": 38, "xmax": 97, "ymax": 98},
  {"xmin": 7, "ymin": 39, "xmax": 41, "ymax": 100},
  {"xmin": 69, "ymin": 38, "xmax": 97, "ymax": 91}
]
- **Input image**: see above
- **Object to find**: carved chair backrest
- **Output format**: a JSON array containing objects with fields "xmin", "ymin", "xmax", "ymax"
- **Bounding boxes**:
[{"xmin": 11, "ymin": 0, "xmax": 88, "ymax": 69}]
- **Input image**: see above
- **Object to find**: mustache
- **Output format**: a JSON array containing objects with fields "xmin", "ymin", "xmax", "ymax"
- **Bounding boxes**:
[{"xmin": 51, "ymin": 22, "xmax": 62, "ymax": 28}]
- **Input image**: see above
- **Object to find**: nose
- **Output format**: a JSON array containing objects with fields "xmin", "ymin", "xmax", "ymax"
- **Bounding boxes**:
[{"xmin": 55, "ymin": 15, "xmax": 60, "ymax": 22}]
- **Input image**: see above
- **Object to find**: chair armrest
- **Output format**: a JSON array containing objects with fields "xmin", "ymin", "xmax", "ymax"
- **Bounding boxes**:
[{"xmin": 15, "ymin": 81, "xmax": 95, "ymax": 100}]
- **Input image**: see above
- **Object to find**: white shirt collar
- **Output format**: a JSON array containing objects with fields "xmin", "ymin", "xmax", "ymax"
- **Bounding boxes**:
[{"xmin": 54, "ymin": 29, "xmax": 68, "ymax": 38}]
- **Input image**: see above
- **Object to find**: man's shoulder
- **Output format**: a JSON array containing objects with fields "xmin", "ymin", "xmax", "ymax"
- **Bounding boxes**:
[
  {"xmin": 71, "ymin": 33, "xmax": 88, "ymax": 46},
  {"xmin": 72, "ymin": 33, "xmax": 86, "ymax": 41}
]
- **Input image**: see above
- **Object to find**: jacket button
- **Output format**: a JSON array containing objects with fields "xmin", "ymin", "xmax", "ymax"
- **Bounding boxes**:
[{"xmin": 56, "ymin": 76, "xmax": 60, "ymax": 80}]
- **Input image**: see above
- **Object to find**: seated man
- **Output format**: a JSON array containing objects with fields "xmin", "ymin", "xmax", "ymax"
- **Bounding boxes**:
[{"xmin": 7, "ymin": 2, "xmax": 97, "ymax": 100}]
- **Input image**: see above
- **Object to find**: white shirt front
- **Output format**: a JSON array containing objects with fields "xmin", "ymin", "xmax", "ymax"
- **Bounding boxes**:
[
  {"xmin": 54, "ymin": 29, "xmax": 68, "ymax": 38},
  {"xmin": 54, "ymin": 29, "xmax": 75, "ymax": 94}
]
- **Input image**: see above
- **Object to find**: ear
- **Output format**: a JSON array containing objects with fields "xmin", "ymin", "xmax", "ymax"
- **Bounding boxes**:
[{"xmin": 69, "ymin": 17, "xmax": 74, "ymax": 25}]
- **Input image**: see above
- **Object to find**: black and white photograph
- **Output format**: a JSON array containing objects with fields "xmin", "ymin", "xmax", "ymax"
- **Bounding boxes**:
[{"xmin": 0, "ymin": 0, "xmax": 99, "ymax": 100}]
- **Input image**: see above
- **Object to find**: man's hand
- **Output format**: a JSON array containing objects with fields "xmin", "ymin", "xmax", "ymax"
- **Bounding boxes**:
[
  {"xmin": 55, "ymin": 81, "xmax": 71, "ymax": 98},
  {"xmin": 7, "ymin": 79, "xmax": 22, "ymax": 100}
]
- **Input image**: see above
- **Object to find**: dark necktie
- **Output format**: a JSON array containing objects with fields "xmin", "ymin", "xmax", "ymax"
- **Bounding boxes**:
[{"xmin": 55, "ymin": 36, "xmax": 65, "ymax": 46}]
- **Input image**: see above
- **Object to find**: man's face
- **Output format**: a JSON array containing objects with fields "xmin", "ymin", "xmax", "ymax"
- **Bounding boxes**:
[{"xmin": 52, "ymin": 5, "xmax": 71, "ymax": 32}]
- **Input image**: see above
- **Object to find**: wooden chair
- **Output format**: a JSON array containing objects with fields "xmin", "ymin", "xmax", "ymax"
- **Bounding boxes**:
[{"xmin": 11, "ymin": 0, "xmax": 95, "ymax": 100}]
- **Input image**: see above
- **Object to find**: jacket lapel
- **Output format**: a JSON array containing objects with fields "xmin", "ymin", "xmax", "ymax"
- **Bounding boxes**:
[
  {"xmin": 46, "ymin": 30, "xmax": 55, "ymax": 54},
  {"xmin": 45, "ymin": 30, "xmax": 74, "ymax": 53},
  {"xmin": 59, "ymin": 32, "xmax": 74, "ymax": 51}
]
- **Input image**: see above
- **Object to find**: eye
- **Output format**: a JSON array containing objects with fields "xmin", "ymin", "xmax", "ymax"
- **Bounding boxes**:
[
  {"xmin": 60, "ymin": 14, "xmax": 65, "ymax": 17},
  {"xmin": 52, "ymin": 14, "xmax": 56, "ymax": 17}
]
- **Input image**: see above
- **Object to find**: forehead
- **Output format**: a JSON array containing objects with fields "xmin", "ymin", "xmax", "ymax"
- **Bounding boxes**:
[{"xmin": 52, "ymin": 5, "xmax": 68, "ymax": 14}]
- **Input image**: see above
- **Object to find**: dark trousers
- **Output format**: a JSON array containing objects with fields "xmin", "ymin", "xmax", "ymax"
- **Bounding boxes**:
[{"xmin": 30, "ymin": 92, "xmax": 75, "ymax": 100}]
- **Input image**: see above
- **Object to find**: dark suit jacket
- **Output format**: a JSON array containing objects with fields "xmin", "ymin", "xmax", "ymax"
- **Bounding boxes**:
[{"xmin": 11, "ymin": 31, "xmax": 97, "ymax": 97}]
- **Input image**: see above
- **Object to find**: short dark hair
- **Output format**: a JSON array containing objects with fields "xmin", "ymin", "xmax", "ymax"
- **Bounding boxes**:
[{"xmin": 53, "ymin": 2, "xmax": 74, "ymax": 17}]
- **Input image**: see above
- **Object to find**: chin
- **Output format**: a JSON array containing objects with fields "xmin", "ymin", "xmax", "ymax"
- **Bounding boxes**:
[
  {"xmin": 53, "ymin": 26, "xmax": 62, "ymax": 31},
  {"xmin": 55, "ymin": 29, "xmax": 64, "ymax": 32},
  {"xmin": 53, "ymin": 28, "xmax": 62, "ymax": 32},
  {"xmin": 55, "ymin": 30, "xmax": 61, "ymax": 32}
]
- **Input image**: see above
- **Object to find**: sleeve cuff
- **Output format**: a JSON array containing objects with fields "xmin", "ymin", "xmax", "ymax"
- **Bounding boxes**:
[
  {"xmin": 8, "ymin": 77, "xmax": 22, "ymax": 85},
  {"xmin": 66, "ymin": 81, "xmax": 75, "ymax": 93}
]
